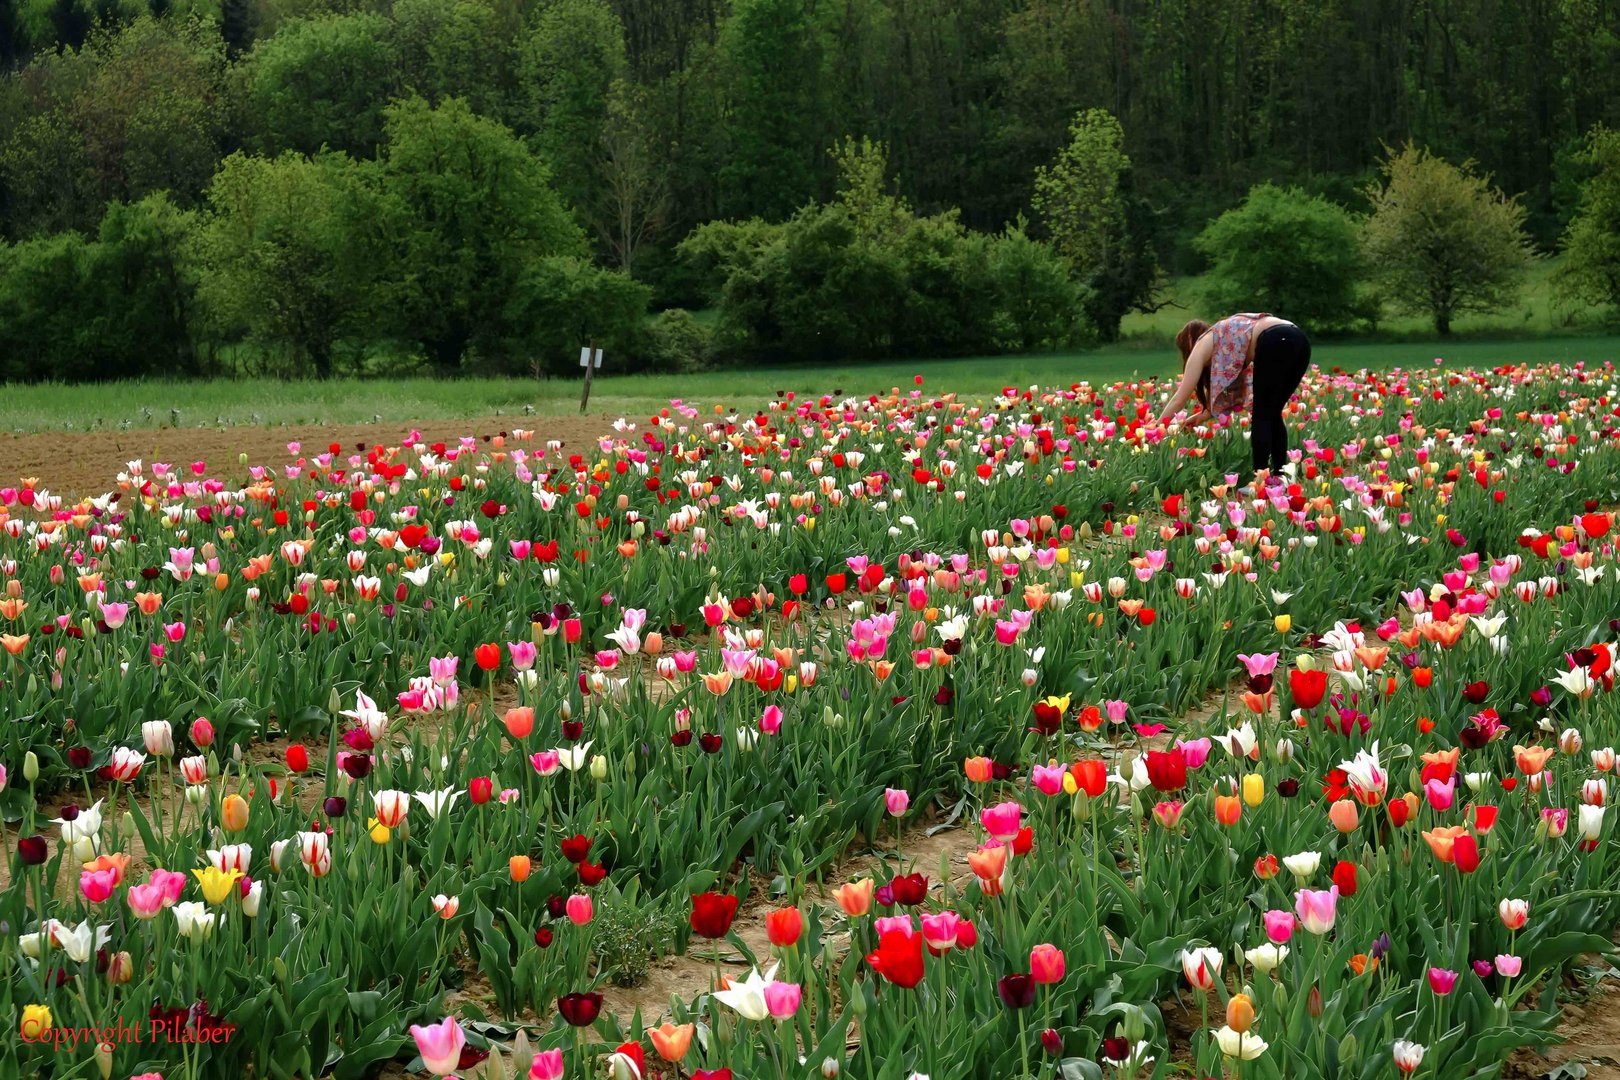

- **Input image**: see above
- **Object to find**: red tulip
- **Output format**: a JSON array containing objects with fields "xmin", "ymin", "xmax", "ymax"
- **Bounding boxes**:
[
  {"xmin": 866, "ymin": 929, "xmax": 925, "ymax": 988},
  {"xmin": 1453, "ymin": 835, "xmax": 1481, "ymax": 873},
  {"xmin": 690, "ymin": 892, "xmax": 740, "ymax": 939},
  {"xmin": 764, "ymin": 907, "xmax": 803, "ymax": 948},
  {"xmin": 474, "ymin": 643, "xmax": 500, "ymax": 671},
  {"xmin": 1071, "ymin": 760, "xmax": 1108, "ymax": 798},
  {"xmin": 467, "ymin": 777, "xmax": 492, "ymax": 805},
  {"xmin": 1290, "ymin": 669, "xmax": 1328, "ymax": 709},
  {"xmin": 788, "ymin": 574, "xmax": 808, "ymax": 595},
  {"xmin": 17, "ymin": 836, "xmax": 47, "ymax": 865},
  {"xmin": 560, "ymin": 835, "xmax": 593, "ymax": 863},
  {"xmin": 557, "ymin": 991, "xmax": 604, "ymax": 1026},
  {"xmin": 577, "ymin": 861, "xmax": 607, "ymax": 886},
  {"xmin": 692, "ymin": 1071, "xmax": 734, "ymax": 1080},
  {"xmin": 997, "ymin": 972, "xmax": 1036, "ymax": 1009},
  {"xmin": 1332, "ymin": 860, "xmax": 1358, "ymax": 896},
  {"xmin": 1145, "ymin": 748, "xmax": 1188, "ymax": 792},
  {"xmin": 888, "ymin": 873, "xmax": 928, "ymax": 906},
  {"xmin": 826, "ymin": 573, "xmax": 847, "ymax": 595}
]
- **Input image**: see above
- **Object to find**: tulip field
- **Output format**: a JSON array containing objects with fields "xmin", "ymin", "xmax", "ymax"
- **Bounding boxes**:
[{"xmin": 5, "ymin": 362, "xmax": 1620, "ymax": 1080}]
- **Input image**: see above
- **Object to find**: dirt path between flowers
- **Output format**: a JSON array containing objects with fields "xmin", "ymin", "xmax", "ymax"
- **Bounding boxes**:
[{"xmin": 1, "ymin": 414, "xmax": 631, "ymax": 499}]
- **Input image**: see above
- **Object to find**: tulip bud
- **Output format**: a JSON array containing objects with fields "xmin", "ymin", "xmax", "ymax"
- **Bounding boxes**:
[
  {"xmin": 95, "ymin": 1041, "xmax": 113, "ymax": 1079},
  {"xmin": 327, "ymin": 686, "xmax": 341, "ymax": 718},
  {"xmin": 821, "ymin": 1057, "xmax": 840, "ymax": 1078},
  {"xmin": 1274, "ymin": 738, "xmax": 1295, "ymax": 764},
  {"xmin": 1121, "ymin": 1003, "xmax": 1145, "ymax": 1042},
  {"xmin": 850, "ymin": 987, "xmax": 868, "ymax": 1016},
  {"xmin": 559, "ymin": 699, "xmax": 573, "ymax": 722},
  {"xmin": 511, "ymin": 1031, "xmax": 534, "ymax": 1077},
  {"xmin": 106, "ymin": 951, "xmax": 133, "ymax": 984},
  {"xmin": 1307, "ymin": 985, "xmax": 1323, "ymax": 1018},
  {"xmin": 1071, "ymin": 791, "xmax": 1091, "ymax": 822},
  {"xmin": 1226, "ymin": 994, "xmax": 1255, "ymax": 1033},
  {"xmin": 589, "ymin": 755, "xmax": 608, "ymax": 780},
  {"xmin": 186, "ymin": 785, "xmax": 208, "ymax": 806},
  {"xmin": 23, "ymin": 752, "xmax": 38, "ymax": 782},
  {"xmin": 73, "ymin": 837, "xmax": 96, "ymax": 863},
  {"xmin": 1338, "ymin": 1033, "xmax": 1358, "ymax": 1067}
]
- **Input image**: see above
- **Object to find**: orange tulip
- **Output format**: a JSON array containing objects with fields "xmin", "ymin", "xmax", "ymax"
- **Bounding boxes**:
[
  {"xmin": 1421, "ymin": 825, "xmax": 1468, "ymax": 863},
  {"xmin": 964, "ymin": 756, "xmax": 993, "ymax": 783},
  {"xmin": 649, "ymin": 1022, "xmax": 694, "ymax": 1062},
  {"xmin": 834, "ymin": 879, "xmax": 874, "ymax": 916},
  {"xmin": 221, "ymin": 794, "xmax": 250, "ymax": 832},
  {"xmin": 1226, "ymin": 993, "xmax": 1255, "ymax": 1033},
  {"xmin": 968, "ymin": 844, "xmax": 1008, "ymax": 883},
  {"xmin": 1329, "ymin": 799, "xmax": 1359, "ymax": 833},
  {"xmin": 503, "ymin": 707, "xmax": 535, "ymax": 740},
  {"xmin": 1214, "ymin": 794, "xmax": 1242, "ymax": 826},
  {"xmin": 509, "ymin": 856, "xmax": 532, "ymax": 882},
  {"xmin": 1514, "ymin": 744, "xmax": 1555, "ymax": 776}
]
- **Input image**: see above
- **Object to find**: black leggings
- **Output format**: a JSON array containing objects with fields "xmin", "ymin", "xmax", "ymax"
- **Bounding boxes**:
[{"xmin": 1249, "ymin": 324, "xmax": 1311, "ymax": 472}]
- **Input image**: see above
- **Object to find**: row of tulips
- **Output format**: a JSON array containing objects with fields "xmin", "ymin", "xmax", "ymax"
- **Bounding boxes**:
[{"xmin": 2, "ymin": 361, "xmax": 1620, "ymax": 1078}]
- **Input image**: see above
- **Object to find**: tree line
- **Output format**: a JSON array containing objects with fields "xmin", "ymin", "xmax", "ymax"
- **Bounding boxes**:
[{"xmin": 1, "ymin": 0, "xmax": 1619, "ymax": 381}]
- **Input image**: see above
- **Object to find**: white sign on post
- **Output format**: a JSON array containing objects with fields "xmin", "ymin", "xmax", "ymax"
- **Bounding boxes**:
[{"xmin": 578, "ymin": 344, "xmax": 604, "ymax": 413}]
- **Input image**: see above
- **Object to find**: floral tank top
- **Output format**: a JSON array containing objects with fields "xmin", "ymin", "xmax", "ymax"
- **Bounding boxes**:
[{"xmin": 1208, "ymin": 312, "xmax": 1269, "ymax": 418}]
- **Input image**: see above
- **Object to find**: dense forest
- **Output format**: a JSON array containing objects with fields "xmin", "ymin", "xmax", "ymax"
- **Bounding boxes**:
[{"xmin": 2, "ymin": 0, "xmax": 1620, "ymax": 379}]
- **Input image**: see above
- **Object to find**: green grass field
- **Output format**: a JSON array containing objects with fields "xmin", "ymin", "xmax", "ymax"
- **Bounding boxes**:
[
  {"xmin": 4, "ymin": 331, "xmax": 1618, "ymax": 435},
  {"xmin": 2, "ymin": 259, "xmax": 1615, "ymax": 434}
]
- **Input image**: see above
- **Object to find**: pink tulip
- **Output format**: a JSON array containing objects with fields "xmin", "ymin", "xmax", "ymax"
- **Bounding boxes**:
[
  {"xmin": 1295, "ymin": 887, "xmax": 1339, "ymax": 935},
  {"xmin": 531, "ymin": 751, "xmax": 561, "ymax": 776},
  {"xmin": 764, "ymin": 980, "xmax": 802, "ymax": 1018},
  {"xmin": 409, "ymin": 1016, "xmax": 466, "ymax": 1076},
  {"xmin": 566, "ymin": 894, "xmax": 593, "ymax": 926},
  {"xmin": 921, "ymin": 911, "xmax": 961, "ymax": 951},
  {"xmin": 508, "ymin": 641, "xmax": 538, "ymax": 670},
  {"xmin": 151, "ymin": 869, "xmax": 188, "ymax": 905},
  {"xmin": 1423, "ymin": 776, "xmax": 1456, "ymax": 810},
  {"xmin": 80, "ymin": 868, "xmax": 118, "ymax": 904},
  {"xmin": 1103, "ymin": 700, "xmax": 1129, "ymax": 724},
  {"xmin": 1263, "ymin": 909, "xmax": 1297, "ymax": 943},
  {"xmin": 884, "ymin": 788, "xmax": 910, "ymax": 816},
  {"xmin": 530, "ymin": 1049, "xmax": 565, "ymax": 1079},
  {"xmin": 1495, "ymin": 954, "xmax": 1522, "ymax": 978},
  {"xmin": 760, "ymin": 705, "xmax": 784, "ymax": 735},
  {"xmin": 127, "ymin": 882, "xmax": 167, "ymax": 919},
  {"xmin": 1030, "ymin": 943, "xmax": 1066, "ymax": 984},
  {"xmin": 980, "ymin": 801, "xmax": 1022, "ymax": 842},
  {"xmin": 874, "ymin": 915, "xmax": 915, "ymax": 937},
  {"xmin": 1031, "ymin": 764, "xmax": 1066, "ymax": 796},
  {"xmin": 1237, "ymin": 652, "xmax": 1279, "ymax": 677}
]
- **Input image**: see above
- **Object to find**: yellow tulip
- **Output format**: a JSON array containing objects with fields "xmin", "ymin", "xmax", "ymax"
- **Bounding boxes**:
[
  {"xmin": 20, "ymin": 1003, "xmax": 51, "ymax": 1042},
  {"xmin": 1242, "ymin": 773, "xmax": 1264, "ymax": 808},
  {"xmin": 193, "ymin": 867, "xmax": 244, "ymax": 905},
  {"xmin": 369, "ymin": 818, "xmax": 391, "ymax": 844},
  {"xmin": 1274, "ymin": 614, "xmax": 1292, "ymax": 633}
]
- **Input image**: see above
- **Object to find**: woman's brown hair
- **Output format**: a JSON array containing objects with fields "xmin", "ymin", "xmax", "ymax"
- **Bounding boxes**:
[{"xmin": 1176, "ymin": 319, "xmax": 1212, "ymax": 410}]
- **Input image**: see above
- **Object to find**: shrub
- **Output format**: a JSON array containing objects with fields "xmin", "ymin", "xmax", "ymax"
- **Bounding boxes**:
[
  {"xmin": 1362, "ymin": 144, "xmax": 1534, "ymax": 335},
  {"xmin": 1556, "ymin": 126, "xmax": 1620, "ymax": 315},
  {"xmin": 1195, "ymin": 183, "xmax": 1364, "ymax": 330},
  {"xmin": 638, "ymin": 308, "xmax": 713, "ymax": 373}
]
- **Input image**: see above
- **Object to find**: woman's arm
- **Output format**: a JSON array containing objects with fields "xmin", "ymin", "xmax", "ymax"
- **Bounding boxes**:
[{"xmin": 1157, "ymin": 334, "xmax": 1212, "ymax": 423}]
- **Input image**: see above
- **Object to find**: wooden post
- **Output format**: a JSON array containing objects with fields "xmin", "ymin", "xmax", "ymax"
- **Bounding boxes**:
[{"xmin": 578, "ymin": 340, "xmax": 600, "ymax": 414}]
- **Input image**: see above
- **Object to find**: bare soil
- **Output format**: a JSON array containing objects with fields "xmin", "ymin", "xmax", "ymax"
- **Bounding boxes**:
[{"xmin": 2, "ymin": 413, "xmax": 628, "ymax": 499}]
